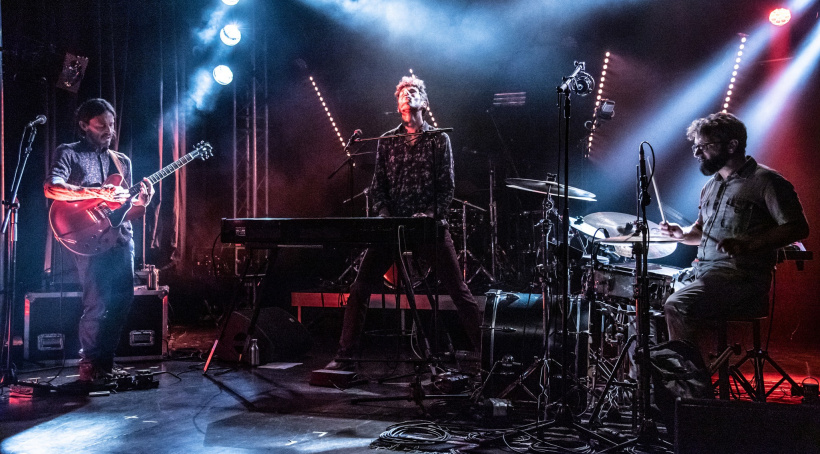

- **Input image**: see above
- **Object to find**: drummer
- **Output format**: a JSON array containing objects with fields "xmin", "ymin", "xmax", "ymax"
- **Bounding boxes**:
[{"xmin": 660, "ymin": 112, "xmax": 809, "ymax": 363}]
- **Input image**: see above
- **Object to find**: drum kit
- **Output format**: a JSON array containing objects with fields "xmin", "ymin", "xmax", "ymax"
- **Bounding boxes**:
[{"xmin": 461, "ymin": 175, "xmax": 690, "ymax": 426}]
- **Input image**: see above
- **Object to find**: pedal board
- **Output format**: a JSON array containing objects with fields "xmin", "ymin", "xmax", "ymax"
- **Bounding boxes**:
[{"xmin": 309, "ymin": 369, "xmax": 365, "ymax": 388}]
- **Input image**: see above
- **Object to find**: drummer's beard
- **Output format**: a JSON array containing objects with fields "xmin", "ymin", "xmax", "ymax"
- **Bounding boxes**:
[{"xmin": 699, "ymin": 150, "xmax": 730, "ymax": 176}]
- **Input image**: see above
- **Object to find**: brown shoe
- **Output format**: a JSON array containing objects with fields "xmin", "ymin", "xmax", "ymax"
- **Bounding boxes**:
[{"xmin": 78, "ymin": 362, "xmax": 96, "ymax": 382}]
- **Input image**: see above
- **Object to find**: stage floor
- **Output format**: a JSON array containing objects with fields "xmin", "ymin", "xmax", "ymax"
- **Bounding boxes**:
[{"xmin": 2, "ymin": 311, "xmax": 819, "ymax": 453}]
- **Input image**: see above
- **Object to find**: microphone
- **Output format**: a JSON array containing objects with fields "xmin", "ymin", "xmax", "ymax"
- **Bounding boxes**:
[
  {"xmin": 639, "ymin": 143, "xmax": 650, "ymax": 207},
  {"xmin": 27, "ymin": 115, "xmax": 47, "ymax": 128},
  {"xmin": 423, "ymin": 127, "xmax": 453, "ymax": 134},
  {"xmin": 345, "ymin": 129, "xmax": 362, "ymax": 149}
]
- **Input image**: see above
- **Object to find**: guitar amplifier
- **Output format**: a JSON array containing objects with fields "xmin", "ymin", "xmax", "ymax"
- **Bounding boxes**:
[{"xmin": 24, "ymin": 286, "xmax": 169, "ymax": 363}]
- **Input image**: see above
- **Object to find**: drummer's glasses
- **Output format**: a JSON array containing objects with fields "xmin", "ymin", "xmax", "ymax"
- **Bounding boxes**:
[{"xmin": 691, "ymin": 142, "xmax": 723, "ymax": 153}]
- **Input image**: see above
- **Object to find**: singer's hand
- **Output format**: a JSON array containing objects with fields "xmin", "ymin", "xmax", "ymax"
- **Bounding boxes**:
[
  {"xmin": 659, "ymin": 221, "xmax": 684, "ymax": 239},
  {"xmin": 97, "ymin": 184, "xmax": 131, "ymax": 203}
]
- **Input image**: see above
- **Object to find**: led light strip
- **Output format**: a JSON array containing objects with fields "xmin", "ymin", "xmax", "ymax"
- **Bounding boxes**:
[
  {"xmin": 586, "ymin": 51, "xmax": 610, "ymax": 158},
  {"xmin": 722, "ymin": 35, "xmax": 747, "ymax": 113},
  {"xmin": 309, "ymin": 76, "xmax": 345, "ymax": 148},
  {"xmin": 408, "ymin": 69, "xmax": 438, "ymax": 127}
]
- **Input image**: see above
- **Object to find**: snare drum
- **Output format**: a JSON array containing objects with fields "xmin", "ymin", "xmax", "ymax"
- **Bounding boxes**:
[{"xmin": 585, "ymin": 264, "xmax": 677, "ymax": 308}]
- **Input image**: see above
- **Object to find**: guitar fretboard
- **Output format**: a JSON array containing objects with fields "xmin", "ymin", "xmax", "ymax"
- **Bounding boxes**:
[{"xmin": 128, "ymin": 144, "xmax": 208, "ymax": 197}]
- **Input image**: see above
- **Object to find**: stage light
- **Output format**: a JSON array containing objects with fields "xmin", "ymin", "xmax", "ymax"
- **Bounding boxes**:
[
  {"xmin": 309, "ymin": 76, "xmax": 346, "ymax": 147},
  {"xmin": 222, "ymin": 0, "xmax": 239, "ymax": 5},
  {"xmin": 220, "ymin": 24, "xmax": 241, "ymax": 46},
  {"xmin": 769, "ymin": 8, "xmax": 791, "ymax": 26},
  {"xmin": 213, "ymin": 65, "xmax": 233, "ymax": 85}
]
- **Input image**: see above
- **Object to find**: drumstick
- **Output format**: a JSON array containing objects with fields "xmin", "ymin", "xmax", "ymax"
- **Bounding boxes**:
[{"xmin": 651, "ymin": 175, "xmax": 666, "ymax": 224}]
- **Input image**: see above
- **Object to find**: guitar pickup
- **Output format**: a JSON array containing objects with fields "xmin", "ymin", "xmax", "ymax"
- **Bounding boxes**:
[{"xmin": 87, "ymin": 203, "xmax": 113, "ymax": 222}]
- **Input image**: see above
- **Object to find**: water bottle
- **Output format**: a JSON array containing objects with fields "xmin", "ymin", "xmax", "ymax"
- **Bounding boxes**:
[{"xmin": 249, "ymin": 338, "xmax": 260, "ymax": 367}]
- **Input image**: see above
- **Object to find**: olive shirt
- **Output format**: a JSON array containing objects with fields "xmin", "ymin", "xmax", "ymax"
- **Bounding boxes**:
[{"xmin": 694, "ymin": 156, "xmax": 806, "ymax": 283}]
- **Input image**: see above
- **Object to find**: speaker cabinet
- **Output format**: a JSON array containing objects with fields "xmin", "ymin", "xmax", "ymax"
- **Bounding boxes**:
[
  {"xmin": 24, "ymin": 287, "xmax": 169, "ymax": 362},
  {"xmin": 675, "ymin": 398, "xmax": 820, "ymax": 454},
  {"xmin": 215, "ymin": 307, "xmax": 312, "ymax": 364}
]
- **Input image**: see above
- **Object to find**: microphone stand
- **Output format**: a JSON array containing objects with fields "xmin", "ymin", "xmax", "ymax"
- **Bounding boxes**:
[
  {"xmin": 1, "ymin": 125, "xmax": 39, "ymax": 386},
  {"xmin": 599, "ymin": 143, "xmax": 672, "ymax": 452},
  {"xmin": 527, "ymin": 64, "xmax": 614, "ymax": 448}
]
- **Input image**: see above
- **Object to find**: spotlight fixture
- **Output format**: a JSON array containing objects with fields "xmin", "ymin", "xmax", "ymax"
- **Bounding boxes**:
[
  {"xmin": 220, "ymin": 24, "xmax": 241, "ymax": 46},
  {"xmin": 222, "ymin": 0, "xmax": 239, "ymax": 5},
  {"xmin": 56, "ymin": 53, "xmax": 89, "ymax": 93},
  {"xmin": 769, "ymin": 8, "xmax": 791, "ymax": 26},
  {"xmin": 213, "ymin": 65, "xmax": 234, "ymax": 85}
]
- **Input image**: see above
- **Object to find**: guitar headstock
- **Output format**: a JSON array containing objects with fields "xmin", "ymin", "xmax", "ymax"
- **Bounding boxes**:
[{"xmin": 194, "ymin": 141, "xmax": 213, "ymax": 160}]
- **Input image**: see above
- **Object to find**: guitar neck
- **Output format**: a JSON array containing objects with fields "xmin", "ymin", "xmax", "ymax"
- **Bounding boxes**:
[{"xmin": 129, "ymin": 152, "xmax": 198, "ymax": 196}]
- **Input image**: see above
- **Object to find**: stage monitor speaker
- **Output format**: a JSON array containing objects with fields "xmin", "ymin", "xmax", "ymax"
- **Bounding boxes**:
[
  {"xmin": 215, "ymin": 307, "xmax": 312, "ymax": 364},
  {"xmin": 675, "ymin": 398, "xmax": 820, "ymax": 454}
]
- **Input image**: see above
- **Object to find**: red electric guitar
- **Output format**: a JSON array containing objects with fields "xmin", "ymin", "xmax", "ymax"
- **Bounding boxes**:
[{"xmin": 49, "ymin": 141, "xmax": 213, "ymax": 256}]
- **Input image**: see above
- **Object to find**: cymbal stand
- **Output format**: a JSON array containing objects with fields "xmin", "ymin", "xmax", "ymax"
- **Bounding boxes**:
[
  {"xmin": 451, "ymin": 198, "xmax": 493, "ymax": 285},
  {"xmin": 488, "ymin": 161, "xmax": 498, "ymax": 279}
]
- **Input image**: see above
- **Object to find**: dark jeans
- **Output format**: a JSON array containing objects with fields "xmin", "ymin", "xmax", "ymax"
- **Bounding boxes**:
[
  {"xmin": 663, "ymin": 273, "xmax": 770, "ymax": 363},
  {"xmin": 73, "ymin": 240, "xmax": 135, "ymax": 370},
  {"xmin": 338, "ymin": 229, "xmax": 481, "ymax": 355}
]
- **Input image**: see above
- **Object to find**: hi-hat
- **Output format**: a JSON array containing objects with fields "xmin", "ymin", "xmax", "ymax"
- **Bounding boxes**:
[{"xmin": 505, "ymin": 178, "xmax": 596, "ymax": 201}]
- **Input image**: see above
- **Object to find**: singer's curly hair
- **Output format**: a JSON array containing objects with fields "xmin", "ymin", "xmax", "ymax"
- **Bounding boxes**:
[
  {"xmin": 686, "ymin": 112, "xmax": 747, "ymax": 155},
  {"xmin": 75, "ymin": 98, "xmax": 116, "ymax": 137},
  {"xmin": 394, "ymin": 75, "xmax": 428, "ymax": 114}
]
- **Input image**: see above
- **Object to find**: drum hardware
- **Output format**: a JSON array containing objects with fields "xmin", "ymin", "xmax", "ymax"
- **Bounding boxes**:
[
  {"xmin": 479, "ymin": 289, "xmax": 591, "ymax": 413},
  {"xmin": 450, "ymin": 198, "xmax": 494, "ymax": 285}
]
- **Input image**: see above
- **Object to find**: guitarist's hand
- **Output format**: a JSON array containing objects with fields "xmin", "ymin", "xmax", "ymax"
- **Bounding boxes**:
[
  {"xmin": 132, "ymin": 178, "xmax": 155, "ymax": 207},
  {"xmin": 98, "ymin": 184, "xmax": 131, "ymax": 203}
]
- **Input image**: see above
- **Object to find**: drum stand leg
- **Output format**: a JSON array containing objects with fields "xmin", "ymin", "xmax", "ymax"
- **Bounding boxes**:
[
  {"xmin": 586, "ymin": 334, "xmax": 637, "ymax": 427},
  {"xmin": 497, "ymin": 357, "xmax": 547, "ymax": 402}
]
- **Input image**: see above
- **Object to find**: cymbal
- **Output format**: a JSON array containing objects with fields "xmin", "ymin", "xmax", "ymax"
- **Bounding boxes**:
[
  {"xmin": 596, "ymin": 233, "xmax": 680, "ymax": 259},
  {"xmin": 505, "ymin": 178, "xmax": 596, "ymax": 201},
  {"xmin": 582, "ymin": 212, "xmax": 679, "ymax": 258},
  {"xmin": 568, "ymin": 216, "xmax": 600, "ymax": 237}
]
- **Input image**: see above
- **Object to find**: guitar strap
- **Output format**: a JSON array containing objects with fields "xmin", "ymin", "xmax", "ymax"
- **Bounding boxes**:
[
  {"xmin": 107, "ymin": 149, "xmax": 132, "ymax": 228},
  {"xmin": 108, "ymin": 149, "xmax": 126, "ymax": 182}
]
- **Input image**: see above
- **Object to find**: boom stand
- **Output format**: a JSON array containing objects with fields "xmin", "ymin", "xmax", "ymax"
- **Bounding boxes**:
[
  {"xmin": 522, "ymin": 67, "xmax": 614, "ymax": 448},
  {"xmin": 1, "ymin": 125, "xmax": 39, "ymax": 387},
  {"xmin": 599, "ymin": 160, "xmax": 671, "ymax": 452}
]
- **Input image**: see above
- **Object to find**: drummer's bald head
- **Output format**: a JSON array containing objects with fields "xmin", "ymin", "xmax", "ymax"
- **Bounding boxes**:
[{"xmin": 687, "ymin": 112, "xmax": 747, "ymax": 155}]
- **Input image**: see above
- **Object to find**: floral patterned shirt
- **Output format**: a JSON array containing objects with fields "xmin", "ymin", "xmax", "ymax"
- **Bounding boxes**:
[{"xmin": 370, "ymin": 122, "xmax": 454, "ymax": 219}]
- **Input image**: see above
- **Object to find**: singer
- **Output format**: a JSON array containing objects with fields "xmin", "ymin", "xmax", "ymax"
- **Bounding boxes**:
[
  {"xmin": 660, "ymin": 112, "xmax": 809, "ymax": 363},
  {"xmin": 325, "ymin": 75, "xmax": 481, "ymax": 371},
  {"xmin": 43, "ymin": 98, "xmax": 155, "ymax": 385}
]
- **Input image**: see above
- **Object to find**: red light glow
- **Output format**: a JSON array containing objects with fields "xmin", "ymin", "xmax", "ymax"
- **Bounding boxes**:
[{"xmin": 769, "ymin": 8, "xmax": 791, "ymax": 26}]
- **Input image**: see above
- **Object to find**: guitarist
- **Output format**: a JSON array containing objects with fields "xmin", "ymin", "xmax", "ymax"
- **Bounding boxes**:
[{"xmin": 44, "ymin": 98, "xmax": 154, "ymax": 383}]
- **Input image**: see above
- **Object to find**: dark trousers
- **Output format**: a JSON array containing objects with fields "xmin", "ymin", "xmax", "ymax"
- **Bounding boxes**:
[
  {"xmin": 338, "ymin": 229, "xmax": 481, "ymax": 355},
  {"xmin": 664, "ymin": 273, "xmax": 769, "ymax": 363},
  {"xmin": 73, "ymin": 240, "xmax": 135, "ymax": 370}
]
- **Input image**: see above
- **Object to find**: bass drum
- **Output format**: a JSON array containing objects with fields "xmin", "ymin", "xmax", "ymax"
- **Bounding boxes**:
[{"xmin": 481, "ymin": 290, "xmax": 590, "ymax": 405}]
